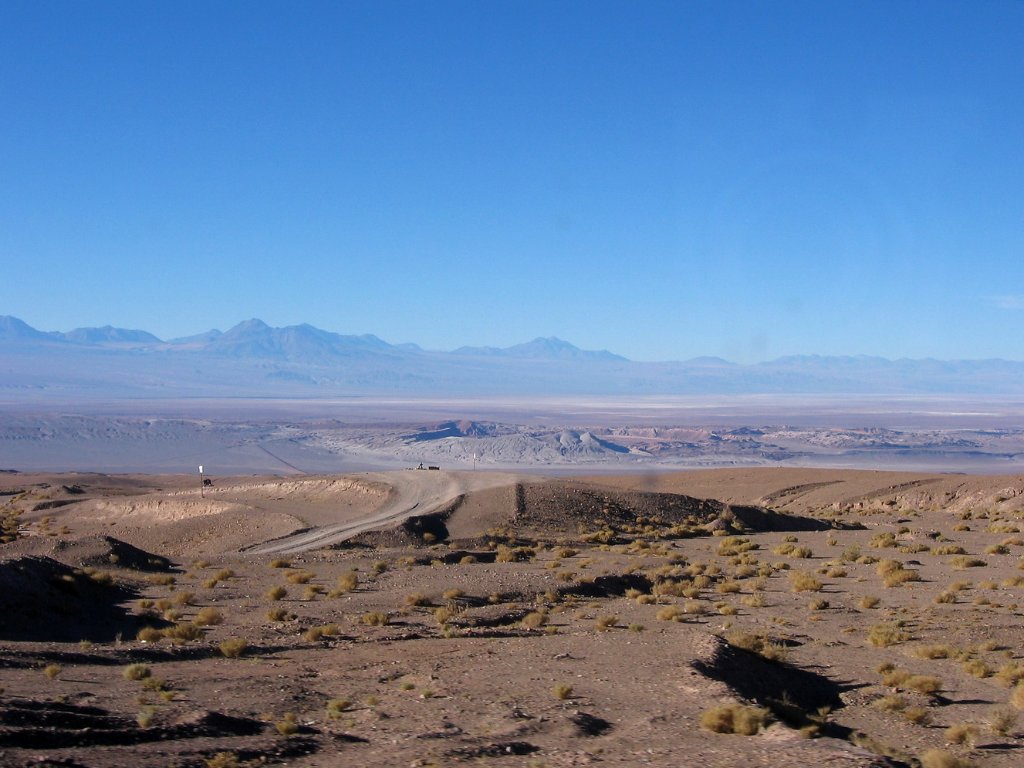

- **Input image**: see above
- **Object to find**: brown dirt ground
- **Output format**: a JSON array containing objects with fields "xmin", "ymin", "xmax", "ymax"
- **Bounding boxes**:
[{"xmin": 2, "ymin": 468, "xmax": 1024, "ymax": 767}]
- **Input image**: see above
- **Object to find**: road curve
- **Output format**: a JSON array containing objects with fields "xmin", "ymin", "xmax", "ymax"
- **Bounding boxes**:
[{"xmin": 245, "ymin": 470, "xmax": 521, "ymax": 555}]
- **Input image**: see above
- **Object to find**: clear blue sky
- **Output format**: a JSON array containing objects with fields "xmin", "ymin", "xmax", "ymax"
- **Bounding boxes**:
[{"xmin": 1, "ymin": 1, "xmax": 1022, "ymax": 363}]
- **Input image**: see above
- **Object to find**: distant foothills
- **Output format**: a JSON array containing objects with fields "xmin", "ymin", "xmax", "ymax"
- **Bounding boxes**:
[{"xmin": 2, "ymin": 315, "xmax": 1024, "ymax": 398}]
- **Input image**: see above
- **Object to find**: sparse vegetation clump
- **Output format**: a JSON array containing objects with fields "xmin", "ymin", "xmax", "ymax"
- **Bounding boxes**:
[
  {"xmin": 218, "ymin": 637, "xmax": 248, "ymax": 658},
  {"xmin": 789, "ymin": 570, "xmax": 823, "ymax": 592},
  {"xmin": 194, "ymin": 607, "xmax": 224, "ymax": 626},
  {"xmin": 123, "ymin": 663, "xmax": 151, "ymax": 681},
  {"xmin": 700, "ymin": 702, "xmax": 771, "ymax": 735},
  {"xmin": 869, "ymin": 622, "xmax": 911, "ymax": 647}
]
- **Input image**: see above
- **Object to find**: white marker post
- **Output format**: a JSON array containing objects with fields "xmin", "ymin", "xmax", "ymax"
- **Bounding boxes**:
[{"xmin": 199, "ymin": 465, "xmax": 204, "ymax": 498}]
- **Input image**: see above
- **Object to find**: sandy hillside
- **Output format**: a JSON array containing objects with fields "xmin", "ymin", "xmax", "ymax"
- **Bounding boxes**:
[{"xmin": 2, "ymin": 468, "xmax": 1024, "ymax": 767}]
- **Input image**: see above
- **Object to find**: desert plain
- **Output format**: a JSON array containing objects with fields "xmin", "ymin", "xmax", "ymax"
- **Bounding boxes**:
[{"xmin": 2, "ymin": 465, "xmax": 1024, "ymax": 767}]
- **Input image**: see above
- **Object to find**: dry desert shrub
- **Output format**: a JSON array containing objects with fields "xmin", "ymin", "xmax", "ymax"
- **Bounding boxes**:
[
  {"xmin": 136, "ymin": 626, "xmax": 163, "ymax": 643},
  {"xmin": 700, "ymin": 702, "xmax": 771, "ymax": 735},
  {"xmin": 884, "ymin": 568, "xmax": 921, "ymax": 588},
  {"xmin": 404, "ymin": 591, "xmax": 430, "ymax": 607},
  {"xmin": 906, "ymin": 675, "xmax": 943, "ymax": 695},
  {"xmin": 522, "ymin": 610, "xmax": 548, "ymax": 629},
  {"xmin": 303, "ymin": 585, "xmax": 323, "ymax": 600},
  {"xmin": 552, "ymin": 683, "xmax": 573, "ymax": 700},
  {"xmin": 789, "ymin": 571, "xmax": 823, "ymax": 592},
  {"xmin": 913, "ymin": 644, "xmax": 952, "ymax": 660},
  {"xmin": 988, "ymin": 706, "xmax": 1018, "ymax": 736},
  {"xmin": 275, "ymin": 712, "xmax": 298, "ymax": 736},
  {"xmin": 870, "ymin": 532, "xmax": 898, "ymax": 549},
  {"xmin": 194, "ymin": 607, "xmax": 224, "ymax": 626},
  {"xmin": 123, "ymin": 663, "xmax": 151, "ymax": 681},
  {"xmin": 595, "ymin": 615, "xmax": 619, "ymax": 631},
  {"xmin": 904, "ymin": 706, "xmax": 932, "ymax": 725},
  {"xmin": 944, "ymin": 722, "xmax": 980, "ymax": 746},
  {"xmin": 995, "ymin": 662, "xmax": 1024, "ymax": 687},
  {"xmin": 43, "ymin": 664, "xmax": 62, "ymax": 680},
  {"xmin": 205, "ymin": 752, "xmax": 241, "ymax": 768},
  {"xmin": 1010, "ymin": 682, "xmax": 1024, "ymax": 709},
  {"xmin": 951, "ymin": 556, "xmax": 987, "ymax": 569},
  {"xmin": 932, "ymin": 544, "xmax": 967, "ymax": 556},
  {"xmin": 858, "ymin": 595, "xmax": 881, "ymax": 609},
  {"xmin": 962, "ymin": 659, "xmax": 992, "ymax": 679},
  {"xmin": 725, "ymin": 632, "xmax": 788, "ymax": 662},
  {"xmin": 361, "ymin": 611, "xmax": 389, "ymax": 626},
  {"xmin": 716, "ymin": 579, "xmax": 742, "ymax": 594},
  {"xmin": 285, "ymin": 571, "xmax": 313, "ymax": 584},
  {"xmin": 266, "ymin": 586, "xmax": 287, "ymax": 601},
  {"xmin": 740, "ymin": 593, "xmax": 766, "ymax": 608},
  {"xmin": 304, "ymin": 624, "xmax": 340, "ymax": 641},
  {"xmin": 326, "ymin": 698, "xmax": 351, "ymax": 718},
  {"xmin": 270, "ymin": 558, "xmax": 290, "ymax": 569},
  {"xmin": 656, "ymin": 605, "xmax": 684, "ymax": 622},
  {"xmin": 869, "ymin": 623, "xmax": 910, "ymax": 647},
  {"xmin": 218, "ymin": 637, "xmax": 248, "ymax": 658},
  {"xmin": 164, "ymin": 622, "xmax": 202, "ymax": 642},
  {"xmin": 873, "ymin": 694, "xmax": 907, "ymax": 713}
]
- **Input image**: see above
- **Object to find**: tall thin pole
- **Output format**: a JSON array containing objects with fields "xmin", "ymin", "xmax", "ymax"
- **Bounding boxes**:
[{"xmin": 199, "ymin": 465, "xmax": 204, "ymax": 498}]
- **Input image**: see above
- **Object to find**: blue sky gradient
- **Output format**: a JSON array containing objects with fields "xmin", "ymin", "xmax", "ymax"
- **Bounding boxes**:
[{"xmin": 1, "ymin": 1, "xmax": 1022, "ymax": 362}]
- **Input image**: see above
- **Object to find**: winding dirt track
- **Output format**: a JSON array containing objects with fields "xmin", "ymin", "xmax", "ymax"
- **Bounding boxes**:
[{"xmin": 245, "ymin": 470, "xmax": 523, "ymax": 555}]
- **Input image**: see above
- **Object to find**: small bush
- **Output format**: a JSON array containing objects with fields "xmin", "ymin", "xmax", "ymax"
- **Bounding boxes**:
[
  {"xmin": 361, "ymin": 612, "xmax": 389, "ymax": 626},
  {"xmin": 700, "ymin": 703, "xmax": 771, "ymax": 735},
  {"xmin": 1010, "ymin": 682, "xmax": 1024, "ymax": 709},
  {"xmin": 869, "ymin": 623, "xmax": 910, "ymax": 647},
  {"xmin": 270, "ymin": 558, "xmax": 290, "ymax": 569},
  {"xmin": 859, "ymin": 595, "xmax": 880, "ymax": 609},
  {"xmin": 913, "ymin": 644, "xmax": 951, "ymax": 660},
  {"xmin": 988, "ymin": 705, "xmax": 1017, "ymax": 736},
  {"xmin": 304, "ymin": 624, "xmax": 339, "ymax": 642},
  {"xmin": 405, "ymin": 592, "xmax": 430, "ymax": 607},
  {"xmin": 552, "ymin": 683, "xmax": 573, "ymax": 700},
  {"xmin": 218, "ymin": 638, "xmax": 248, "ymax": 658},
  {"xmin": 194, "ymin": 607, "xmax": 224, "ymax": 626},
  {"xmin": 123, "ymin": 663, "xmax": 151, "ymax": 681},
  {"xmin": 873, "ymin": 694, "xmax": 907, "ymax": 713},
  {"xmin": 275, "ymin": 712, "xmax": 298, "ymax": 736},
  {"xmin": 522, "ymin": 610, "xmax": 548, "ymax": 629},
  {"xmin": 326, "ymin": 698, "xmax": 351, "ymax": 718},
  {"xmin": 137, "ymin": 626, "xmax": 163, "ymax": 643},
  {"xmin": 944, "ymin": 722, "xmax": 980, "ymax": 746},
  {"xmin": 266, "ymin": 586, "xmax": 287, "ymax": 601},
  {"xmin": 951, "ymin": 556, "xmax": 987, "ymax": 569},
  {"xmin": 595, "ymin": 615, "xmax": 618, "ymax": 631},
  {"xmin": 164, "ymin": 623, "xmax": 202, "ymax": 642},
  {"xmin": 789, "ymin": 571, "xmax": 823, "ymax": 592},
  {"xmin": 43, "ymin": 664, "xmax": 62, "ymax": 680}
]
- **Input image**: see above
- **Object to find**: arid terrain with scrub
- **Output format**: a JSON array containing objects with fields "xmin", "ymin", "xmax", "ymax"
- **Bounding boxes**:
[{"xmin": 2, "ymin": 467, "xmax": 1024, "ymax": 767}]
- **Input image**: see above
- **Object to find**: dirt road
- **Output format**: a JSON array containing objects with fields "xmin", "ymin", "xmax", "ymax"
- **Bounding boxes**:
[{"xmin": 245, "ymin": 470, "xmax": 523, "ymax": 554}]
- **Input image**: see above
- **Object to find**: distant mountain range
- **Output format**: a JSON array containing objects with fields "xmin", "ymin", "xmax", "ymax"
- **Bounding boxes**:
[{"xmin": 2, "ymin": 315, "xmax": 1023, "ymax": 398}]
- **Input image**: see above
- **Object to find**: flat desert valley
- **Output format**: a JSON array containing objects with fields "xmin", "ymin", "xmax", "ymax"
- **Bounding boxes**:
[{"xmin": 3, "ymin": 460, "xmax": 1024, "ymax": 767}]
